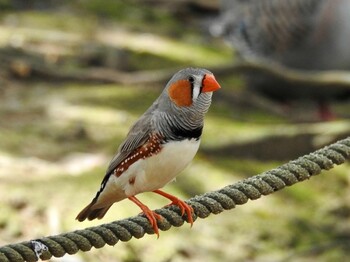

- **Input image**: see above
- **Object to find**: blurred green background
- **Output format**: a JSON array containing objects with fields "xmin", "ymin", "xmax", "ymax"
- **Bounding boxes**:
[{"xmin": 0, "ymin": 1, "xmax": 350, "ymax": 261}]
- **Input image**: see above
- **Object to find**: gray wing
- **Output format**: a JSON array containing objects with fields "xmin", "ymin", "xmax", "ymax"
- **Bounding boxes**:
[
  {"xmin": 104, "ymin": 105, "xmax": 156, "ymax": 176},
  {"xmin": 218, "ymin": 0, "xmax": 323, "ymax": 58}
]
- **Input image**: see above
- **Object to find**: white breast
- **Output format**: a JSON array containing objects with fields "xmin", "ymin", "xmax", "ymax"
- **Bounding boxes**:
[
  {"xmin": 121, "ymin": 139, "xmax": 200, "ymax": 196},
  {"xmin": 95, "ymin": 139, "xmax": 200, "ymax": 207}
]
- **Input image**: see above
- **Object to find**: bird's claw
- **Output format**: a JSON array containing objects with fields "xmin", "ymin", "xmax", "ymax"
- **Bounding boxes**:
[
  {"xmin": 128, "ymin": 196, "xmax": 162, "ymax": 237},
  {"xmin": 166, "ymin": 198, "xmax": 194, "ymax": 226},
  {"xmin": 141, "ymin": 209, "xmax": 162, "ymax": 238}
]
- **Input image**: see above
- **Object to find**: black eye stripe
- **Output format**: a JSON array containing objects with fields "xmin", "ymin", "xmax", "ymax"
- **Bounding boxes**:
[
  {"xmin": 200, "ymin": 74, "xmax": 205, "ymax": 94},
  {"xmin": 188, "ymin": 76, "xmax": 195, "ymax": 99}
]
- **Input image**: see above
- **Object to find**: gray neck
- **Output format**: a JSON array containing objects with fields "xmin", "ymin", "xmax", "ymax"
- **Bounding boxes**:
[{"xmin": 155, "ymin": 92, "xmax": 212, "ymax": 141}]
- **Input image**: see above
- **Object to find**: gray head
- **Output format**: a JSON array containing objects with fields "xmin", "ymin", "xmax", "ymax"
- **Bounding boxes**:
[
  {"xmin": 155, "ymin": 68, "xmax": 221, "ymax": 140},
  {"xmin": 158, "ymin": 67, "xmax": 220, "ymax": 112}
]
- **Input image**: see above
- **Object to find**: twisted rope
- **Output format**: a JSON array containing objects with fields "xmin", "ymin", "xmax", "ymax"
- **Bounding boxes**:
[{"xmin": 1, "ymin": 137, "xmax": 349, "ymax": 262}]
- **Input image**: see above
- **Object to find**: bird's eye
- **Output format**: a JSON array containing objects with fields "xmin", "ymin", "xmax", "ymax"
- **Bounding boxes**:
[{"xmin": 188, "ymin": 76, "xmax": 195, "ymax": 83}]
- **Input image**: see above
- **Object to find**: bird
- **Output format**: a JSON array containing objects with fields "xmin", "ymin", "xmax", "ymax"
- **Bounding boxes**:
[
  {"xmin": 212, "ymin": 0, "xmax": 350, "ymax": 120},
  {"xmin": 76, "ymin": 68, "xmax": 221, "ymax": 236}
]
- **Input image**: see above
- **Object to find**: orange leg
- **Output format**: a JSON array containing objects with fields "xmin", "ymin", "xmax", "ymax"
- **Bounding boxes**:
[
  {"xmin": 128, "ymin": 196, "xmax": 162, "ymax": 237},
  {"xmin": 153, "ymin": 189, "xmax": 194, "ymax": 226}
]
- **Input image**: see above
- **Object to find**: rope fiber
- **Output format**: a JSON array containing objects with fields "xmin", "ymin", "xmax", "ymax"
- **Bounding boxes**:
[{"xmin": 0, "ymin": 137, "xmax": 349, "ymax": 262}]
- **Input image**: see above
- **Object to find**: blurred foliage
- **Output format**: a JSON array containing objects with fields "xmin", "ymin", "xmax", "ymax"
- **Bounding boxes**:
[
  {"xmin": 0, "ymin": 1, "xmax": 349, "ymax": 262},
  {"xmin": 0, "ymin": 0, "xmax": 11, "ymax": 10}
]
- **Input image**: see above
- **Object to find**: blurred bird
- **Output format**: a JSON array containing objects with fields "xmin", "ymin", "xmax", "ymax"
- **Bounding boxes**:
[
  {"xmin": 76, "ymin": 68, "xmax": 221, "ymax": 236},
  {"xmin": 212, "ymin": 0, "xmax": 350, "ymax": 120}
]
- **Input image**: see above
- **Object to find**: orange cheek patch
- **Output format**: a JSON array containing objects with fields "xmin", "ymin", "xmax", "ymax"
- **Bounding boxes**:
[{"xmin": 168, "ymin": 79, "xmax": 192, "ymax": 107}]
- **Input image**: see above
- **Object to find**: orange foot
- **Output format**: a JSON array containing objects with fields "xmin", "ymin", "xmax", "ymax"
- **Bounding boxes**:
[
  {"xmin": 128, "ymin": 196, "xmax": 162, "ymax": 237},
  {"xmin": 153, "ymin": 189, "xmax": 194, "ymax": 226}
]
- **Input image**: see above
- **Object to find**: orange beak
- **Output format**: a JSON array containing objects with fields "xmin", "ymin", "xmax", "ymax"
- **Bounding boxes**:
[{"xmin": 202, "ymin": 74, "xmax": 221, "ymax": 93}]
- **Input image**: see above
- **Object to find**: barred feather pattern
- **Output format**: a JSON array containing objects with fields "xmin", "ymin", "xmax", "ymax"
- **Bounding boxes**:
[
  {"xmin": 156, "ymin": 92, "xmax": 212, "ymax": 142},
  {"xmin": 218, "ymin": 0, "xmax": 326, "ymax": 59}
]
